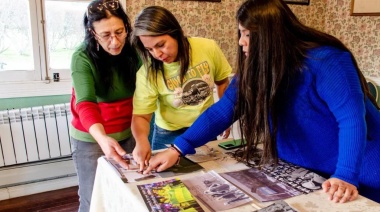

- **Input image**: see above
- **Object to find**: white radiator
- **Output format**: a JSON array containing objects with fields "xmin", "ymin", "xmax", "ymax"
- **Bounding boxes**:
[{"xmin": 0, "ymin": 103, "xmax": 72, "ymax": 167}]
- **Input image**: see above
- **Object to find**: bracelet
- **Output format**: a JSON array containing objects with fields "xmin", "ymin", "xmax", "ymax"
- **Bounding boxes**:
[
  {"xmin": 169, "ymin": 145, "xmax": 181, "ymax": 165},
  {"xmin": 170, "ymin": 144, "xmax": 183, "ymax": 156}
]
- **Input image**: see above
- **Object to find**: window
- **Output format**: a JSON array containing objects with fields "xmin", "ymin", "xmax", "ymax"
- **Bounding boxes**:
[{"xmin": 0, "ymin": 0, "xmax": 90, "ymax": 97}]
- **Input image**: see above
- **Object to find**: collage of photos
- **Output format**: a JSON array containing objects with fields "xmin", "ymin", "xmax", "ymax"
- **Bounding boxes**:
[{"xmin": 137, "ymin": 178, "xmax": 204, "ymax": 212}]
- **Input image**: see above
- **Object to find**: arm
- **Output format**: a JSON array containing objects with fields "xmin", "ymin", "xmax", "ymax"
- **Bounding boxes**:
[
  {"xmin": 71, "ymin": 49, "xmax": 130, "ymax": 168},
  {"xmin": 131, "ymin": 114, "xmax": 153, "ymax": 171},
  {"xmin": 212, "ymin": 39, "xmax": 232, "ymax": 139},
  {"xmin": 89, "ymin": 123, "xmax": 130, "ymax": 168},
  {"xmin": 132, "ymin": 66, "xmax": 158, "ymax": 170},
  {"xmin": 311, "ymin": 48, "xmax": 365, "ymax": 203},
  {"xmin": 144, "ymin": 78, "xmax": 238, "ymax": 173},
  {"xmin": 215, "ymin": 78, "xmax": 229, "ymax": 99},
  {"xmin": 215, "ymin": 77, "xmax": 231, "ymax": 138}
]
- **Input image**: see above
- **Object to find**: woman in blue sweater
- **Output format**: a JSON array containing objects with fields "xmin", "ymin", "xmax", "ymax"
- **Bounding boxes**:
[{"xmin": 145, "ymin": 0, "xmax": 380, "ymax": 204}]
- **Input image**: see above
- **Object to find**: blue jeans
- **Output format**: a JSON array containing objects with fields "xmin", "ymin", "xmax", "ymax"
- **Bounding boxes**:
[
  {"xmin": 71, "ymin": 137, "xmax": 135, "ymax": 212},
  {"xmin": 151, "ymin": 124, "xmax": 188, "ymax": 150}
]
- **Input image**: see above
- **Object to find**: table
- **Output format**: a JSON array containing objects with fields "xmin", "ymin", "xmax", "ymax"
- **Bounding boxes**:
[{"xmin": 90, "ymin": 140, "xmax": 380, "ymax": 212}]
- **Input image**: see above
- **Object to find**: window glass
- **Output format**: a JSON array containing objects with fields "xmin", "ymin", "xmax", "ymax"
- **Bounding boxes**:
[
  {"xmin": 45, "ymin": 1, "xmax": 88, "ymax": 70},
  {"xmin": 0, "ymin": 0, "xmax": 34, "ymax": 71}
]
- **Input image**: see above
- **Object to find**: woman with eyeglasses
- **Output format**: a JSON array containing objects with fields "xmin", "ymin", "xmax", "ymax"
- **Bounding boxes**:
[
  {"xmin": 130, "ymin": 6, "xmax": 232, "ymax": 169},
  {"xmin": 70, "ymin": 0, "xmax": 140, "ymax": 211},
  {"xmin": 145, "ymin": 0, "xmax": 380, "ymax": 204}
]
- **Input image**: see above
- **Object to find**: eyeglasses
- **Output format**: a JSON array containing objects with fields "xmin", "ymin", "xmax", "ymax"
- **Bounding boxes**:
[
  {"xmin": 87, "ymin": 0, "xmax": 119, "ymax": 16},
  {"xmin": 91, "ymin": 29, "xmax": 127, "ymax": 43}
]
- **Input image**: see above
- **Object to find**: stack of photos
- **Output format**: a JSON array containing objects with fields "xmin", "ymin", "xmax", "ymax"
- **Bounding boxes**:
[
  {"xmin": 220, "ymin": 160, "xmax": 326, "ymax": 202},
  {"xmin": 137, "ymin": 178, "xmax": 204, "ymax": 212},
  {"xmin": 182, "ymin": 170, "xmax": 252, "ymax": 211},
  {"xmin": 255, "ymin": 200, "xmax": 298, "ymax": 212}
]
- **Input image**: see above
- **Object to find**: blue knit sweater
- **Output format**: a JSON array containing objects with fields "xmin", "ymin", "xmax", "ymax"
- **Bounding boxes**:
[{"xmin": 174, "ymin": 46, "xmax": 380, "ymax": 202}]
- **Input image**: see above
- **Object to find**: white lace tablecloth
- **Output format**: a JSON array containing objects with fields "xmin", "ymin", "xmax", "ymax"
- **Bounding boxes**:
[{"xmin": 90, "ymin": 140, "xmax": 380, "ymax": 212}]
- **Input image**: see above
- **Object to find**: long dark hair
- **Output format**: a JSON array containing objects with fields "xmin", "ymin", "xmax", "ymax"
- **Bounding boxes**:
[
  {"xmin": 132, "ymin": 6, "xmax": 190, "ymax": 87},
  {"xmin": 235, "ymin": 0, "xmax": 378, "ymax": 166},
  {"xmin": 83, "ymin": 0, "xmax": 139, "ymax": 92}
]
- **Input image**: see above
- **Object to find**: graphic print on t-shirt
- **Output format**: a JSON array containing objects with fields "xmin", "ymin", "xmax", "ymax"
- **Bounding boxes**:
[
  {"xmin": 167, "ymin": 61, "xmax": 214, "ymax": 107},
  {"xmin": 181, "ymin": 79, "xmax": 211, "ymax": 105}
]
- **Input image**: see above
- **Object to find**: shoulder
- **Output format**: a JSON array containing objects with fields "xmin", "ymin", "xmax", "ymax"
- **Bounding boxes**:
[
  {"xmin": 72, "ymin": 43, "xmax": 87, "ymax": 55},
  {"xmin": 188, "ymin": 37, "xmax": 217, "ymax": 48},
  {"xmin": 307, "ymin": 46, "xmax": 350, "ymax": 60},
  {"xmin": 136, "ymin": 65, "xmax": 147, "ymax": 75},
  {"xmin": 71, "ymin": 43, "xmax": 90, "ymax": 60},
  {"xmin": 70, "ymin": 43, "xmax": 96, "ymax": 73},
  {"xmin": 188, "ymin": 37, "xmax": 221, "ymax": 58},
  {"xmin": 305, "ymin": 46, "xmax": 354, "ymax": 73}
]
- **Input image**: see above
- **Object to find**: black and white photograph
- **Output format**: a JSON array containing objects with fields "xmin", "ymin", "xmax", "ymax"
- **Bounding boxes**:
[
  {"xmin": 220, "ymin": 168, "xmax": 302, "ymax": 202},
  {"xmin": 182, "ymin": 170, "xmax": 252, "ymax": 211},
  {"xmin": 261, "ymin": 160, "xmax": 326, "ymax": 194},
  {"xmin": 185, "ymin": 145, "xmax": 225, "ymax": 163},
  {"xmin": 103, "ymin": 156, "xmax": 160, "ymax": 183},
  {"xmin": 227, "ymin": 148, "xmax": 326, "ymax": 195},
  {"xmin": 255, "ymin": 200, "xmax": 298, "ymax": 212}
]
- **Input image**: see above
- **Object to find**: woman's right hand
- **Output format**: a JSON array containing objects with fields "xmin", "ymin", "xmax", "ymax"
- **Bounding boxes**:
[
  {"xmin": 89, "ymin": 123, "xmax": 130, "ymax": 169},
  {"xmin": 97, "ymin": 135, "xmax": 130, "ymax": 169},
  {"xmin": 132, "ymin": 139, "xmax": 152, "ymax": 171}
]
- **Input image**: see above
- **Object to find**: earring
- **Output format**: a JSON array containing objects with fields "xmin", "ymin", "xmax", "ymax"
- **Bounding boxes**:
[{"xmin": 96, "ymin": 43, "xmax": 99, "ymax": 51}]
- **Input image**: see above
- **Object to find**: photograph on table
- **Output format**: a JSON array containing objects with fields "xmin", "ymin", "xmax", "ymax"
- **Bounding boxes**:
[
  {"xmin": 157, "ymin": 156, "xmax": 204, "ymax": 178},
  {"xmin": 185, "ymin": 144, "xmax": 225, "ymax": 163},
  {"xmin": 261, "ymin": 160, "xmax": 326, "ymax": 194},
  {"xmin": 220, "ymin": 168, "xmax": 302, "ymax": 202},
  {"xmin": 137, "ymin": 178, "xmax": 205, "ymax": 212},
  {"xmin": 255, "ymin": 200, "xmax": 298, "ymax": 212},
  {"xmin": 227, "ymin": 149, "xmax": 326, "ymax": 194},
  {"xmin": 182, "ymin": 170, "xmax": 252, "ymax": 211},
  {"xmin": 103, "ymin": 156, "xmax": 160, "ymax": 183}
]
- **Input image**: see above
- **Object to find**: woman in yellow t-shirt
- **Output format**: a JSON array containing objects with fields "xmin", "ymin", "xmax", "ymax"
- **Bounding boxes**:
[{"xmin": 131, "ymin": 6, "xmax": 232, "ymax": 170}]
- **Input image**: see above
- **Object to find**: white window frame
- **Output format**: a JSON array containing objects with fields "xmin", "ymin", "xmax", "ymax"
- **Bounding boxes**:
[{"xmin": 0, "ymin": 0, "xmax": 101, "ymax": 98}]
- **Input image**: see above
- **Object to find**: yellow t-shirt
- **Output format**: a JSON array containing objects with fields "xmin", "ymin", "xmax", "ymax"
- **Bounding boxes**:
[{"xmin": 133, "ymin": 37, "xmax": 232, "ymax": 130}]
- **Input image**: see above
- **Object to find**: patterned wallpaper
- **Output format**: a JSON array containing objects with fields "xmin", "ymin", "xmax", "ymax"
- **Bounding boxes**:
[
  {"xmin": 324, "ymin": 0, "xmax": 380, "ymax": 78},
  {"xmin": 126, "ymin": 0, "xmax": 380, "ymax": 78}
]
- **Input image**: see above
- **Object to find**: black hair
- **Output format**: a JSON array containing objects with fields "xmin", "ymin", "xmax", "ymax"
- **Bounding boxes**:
[
  {"xmin": 83, "ymin": 0, "xmax": 139, "ymax": 92},
  {"xmin": 131, "ymin": 6, "xmax": 190, "ymax": 87}
]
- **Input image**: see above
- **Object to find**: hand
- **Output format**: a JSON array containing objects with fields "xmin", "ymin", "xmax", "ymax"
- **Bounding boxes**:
[
  {"xmin": 219, "ymin": 127, "xmax": 231, "ymax": 139},
  {"xmin": 322, "ymin": 177, "xmax": 358, "ymax": 203},
  {"xmin": 132, "ymin": 140, "xmax": 152, "ymax": 172},
  {"xmin": 143, "ymin": 148, "xmax": 179, "ymax": 174},
  {"xmin": 98, "ymin": 136, "xmax": 129, "ymax": 169}
]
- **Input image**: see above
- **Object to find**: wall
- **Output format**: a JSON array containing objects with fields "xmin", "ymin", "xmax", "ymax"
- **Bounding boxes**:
[
  {"xmin": 126, "ymin": 0, "xmax": 242, "ymax": 71},
  {"xmin": 3, "ymin": 0, "xmax": 379, "ymax": 111},
  {"xmin": 325, "ymin": 0, "xmax": 380, "ymax": 78},
  {"xmin": 126, "ymin": 0, "xmax": 379, "ymax": 80}
]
